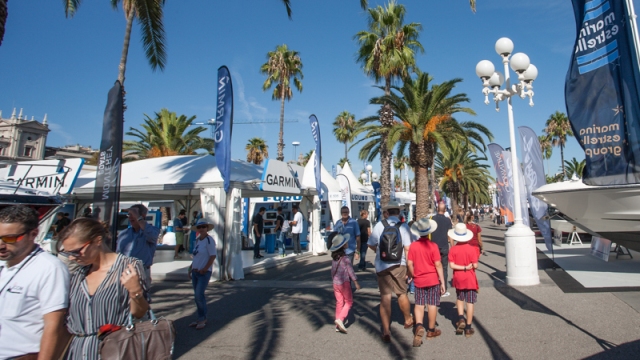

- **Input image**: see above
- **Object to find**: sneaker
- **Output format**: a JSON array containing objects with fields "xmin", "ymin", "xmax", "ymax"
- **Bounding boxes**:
[
  {"xmin": 465, "ymin": 327, "xmax": 475, "ymax": 338},
  {"xmin": 426, "ymin": 328, "xmax": 442, "ymax": 339},
  {"xmin": 335, "ymin": 327, "xmax": 340, "ymax": 332},
  {"xmin": 188, "ymin": 321, "xmax": 198, "ymax": 327},
  {"xmin": 334, "ymin": 319, "xmax": 347, "ymax": 333},
  {"xmin": 442, "ymin": 291, "xmax": 450, "ymax": 297},
  {"xmin": 196, "ymin": 321, "xmax": 206, "ymax": 330}
]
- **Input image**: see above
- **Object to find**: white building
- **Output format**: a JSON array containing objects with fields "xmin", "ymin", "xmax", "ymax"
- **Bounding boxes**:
[{"xmin": 0, "ymin": 108, "xmax": 49, "ymax": 161}]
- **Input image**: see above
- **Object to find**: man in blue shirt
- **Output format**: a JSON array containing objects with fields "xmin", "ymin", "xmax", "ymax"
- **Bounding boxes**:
[
  {"xmin": 333, "ymin": 206, "xmax": 360, "ymax": 265},
  {"xmin": 116, "ymin": 204, "xmax": 160, "ymax": 288}
]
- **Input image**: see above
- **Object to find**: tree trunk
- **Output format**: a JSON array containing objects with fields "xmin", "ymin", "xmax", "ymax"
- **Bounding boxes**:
[
  {"xmin": 277, "ymin": 88, "xmax": 286, "ymax": 161},
  {"xmin": 344, "ymin": 142, "xmax": 348, "ymax": 162},
  {"xmin": 0, "ymin": 0, "xmax": 7, "ymax": 47},
  {"xmin": 379, "ymin": 76, "xmax": 393, "ymax": 207},
  {"xmin": 429, "ymin": 145, "xmax": 437, "ymax": 215},
  {"xmin": 560, "ymin": 143, "xmax": 566, "ymax": 178},
  {"xmin": 463, "ymin": 192, "xmax": 469, "ymax": 211},
  {"xmin": 451, "ymin": 191, "xmax": 459, "ymax": 223},
  {"xmin": 118, "ymin": 7, "xmax": 135, "ymax": 86}
]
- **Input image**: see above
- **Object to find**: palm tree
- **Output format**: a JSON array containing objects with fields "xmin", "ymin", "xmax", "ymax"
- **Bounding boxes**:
[
  {"xmin": 564, "ymin": 157, "xmax": 586, "ymax": 179},
  {"xmin": 64, "ymin": 0, "xmax": 166, "ymax": 86},
  {"xmin": 245, "ymin": 137, "xmax": 269, "ymax": 165},
  {"xmin": 363, "ymin": 70, "xmax": 477, "ymax": 219},
  {"xmin": 0, "ymin": 0, "xmax": 6, "ymax": 46},
  {"xmin": 123, "ymin": 109, "xmax": 214, "ymax": 159},
  {"xmin": 333, "ymin": 111, "xmax": 357, "ymax": 161},
  {"xmin": 260, "ymin": 44, "xmax": 303, "ymax": 161},
  {"xmin": 280, "ymin": 0, "xmax": 368, "ymax": 18},
  {"xmin": 354, "ymin": 0, "xmax": 423, "ymax": 207},
  {"xmin": 539, "ymin": 134, "xmax": 553, "ymax": 176},
  {"xmin": 544, "ymin": 111, "xmax": 573, "ymax": 178}
]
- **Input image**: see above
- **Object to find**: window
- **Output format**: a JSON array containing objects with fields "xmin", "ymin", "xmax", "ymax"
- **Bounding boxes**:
[{"xmin": 24, "ymin": 146, "xmax": 34, "ymax": 157}]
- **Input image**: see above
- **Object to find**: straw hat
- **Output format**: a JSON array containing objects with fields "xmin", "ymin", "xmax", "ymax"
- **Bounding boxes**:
[
  {"xmin": 191, "ymin": 219, "xmax": 214, "ymax": 232},
  {"xmin": 447, "ymin": 223, "xmax": 473, "ymax": 242},
  {"xmin": 410, "ymin": 217, "xmax": 438, "ymax": 238},
  {"xmin": 329, "ymin": 233, "xmax": 351, "ymax": 252},
  {"xmin": 382, "ymin": 200, "xmax": 403, "ymax": 211}
]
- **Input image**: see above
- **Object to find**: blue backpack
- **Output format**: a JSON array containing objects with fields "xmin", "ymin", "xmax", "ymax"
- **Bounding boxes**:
[{"xmin": 379, "ymin": 220, "xmax": 403, "ymax": 263}]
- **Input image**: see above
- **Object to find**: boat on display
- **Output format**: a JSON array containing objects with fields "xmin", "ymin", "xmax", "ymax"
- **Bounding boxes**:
[{"xmin": 533, "ymin": 180, "xmax": 640, "ymax": 251}]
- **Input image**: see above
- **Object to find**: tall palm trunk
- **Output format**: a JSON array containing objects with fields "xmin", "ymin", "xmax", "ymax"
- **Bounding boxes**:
[
  {"xmin": 277, "ymin": 87, "xmax": 286, "ymax": 161},
  {"xmin": 450, "ymin": 191, "xmax": 459, "ymax": 222},
  {"xmin": 344, "ymin": 142, "xmax": 348, "ymax": 161},
  {"xmin": 560, "ymin": 143, "xmax": 566, "ymax": 178},
  {"xmin": 0, "ymin": 0, "xmax": 7, "ymax": 47},
  {"xmin": 414, "ymin": 143, "xmax": 429, "ymax": 219},
  {"xmin": 118, "ymin": 7, "xmax": 135, "ymax": 85},
  {"xmin": 463, "ymin": 193, "xmax": 469, "ymax": 211},
  {"xmin": 379, "ymin": 77, "xmax": 394, "ymax": 207}
]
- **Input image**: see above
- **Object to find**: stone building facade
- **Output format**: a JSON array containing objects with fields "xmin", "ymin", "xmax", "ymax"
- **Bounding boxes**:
[{"xmin": 0, "ymin": 108, "xmax": 50, "ymax": 161}]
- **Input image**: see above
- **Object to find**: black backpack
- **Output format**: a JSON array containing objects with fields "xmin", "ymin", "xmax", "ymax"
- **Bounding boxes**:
[{"xmin": 379, "ymin": 220, "xmax": 403, "ymax": 263}]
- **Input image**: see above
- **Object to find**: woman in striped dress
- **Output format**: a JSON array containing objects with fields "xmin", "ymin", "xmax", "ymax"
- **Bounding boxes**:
[{"xmin": 57, "ymin": 218, "xmax": 149, "ymax": 360}]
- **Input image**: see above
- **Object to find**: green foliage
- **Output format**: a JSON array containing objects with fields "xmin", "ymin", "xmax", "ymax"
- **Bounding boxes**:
[
  {"xmin": 123, "ymin": 109, "xmax": 213, "ymax": 159},
  {"xmin": 545, "ymin": 111, "xmax": 573, "ymax": 177},
  {"xmin": 245, "ymin": 137, "xmax": 269, "ymax": 165},
  {"xmin": 338, "ymin": 157, "xmax": 350, "ymax": 167},
  {"xmin": 333, "ymin": 111, "xmax": 357, "ymax": 160},
  {"xmin": 563, "ymin": 157, "xmax": 585, "ymax": 179}
]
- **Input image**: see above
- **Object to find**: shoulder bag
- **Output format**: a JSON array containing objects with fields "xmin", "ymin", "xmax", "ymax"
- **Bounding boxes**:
[{"xmin": 99, "ymin": 309, "xmax": 176, "ymax": 360}]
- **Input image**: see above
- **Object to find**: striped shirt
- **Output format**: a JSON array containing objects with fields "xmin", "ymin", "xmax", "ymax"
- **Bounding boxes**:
[
  {"xmin": 65, "ymin": 254, "xmax": 148, "ymax": 360},
  {"xmin": 331, "ymin": 256, "xmax": 357, "ymax": 285}
]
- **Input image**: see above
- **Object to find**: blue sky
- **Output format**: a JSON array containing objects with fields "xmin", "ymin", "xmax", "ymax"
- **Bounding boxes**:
[{"xmin": 3, "ymin": 0, "xmax": 636, "ymax": 179}]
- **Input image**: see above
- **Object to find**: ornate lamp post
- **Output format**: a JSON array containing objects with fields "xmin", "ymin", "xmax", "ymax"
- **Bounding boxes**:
[{"xmin": 476, "ymin": 37, "xmax": 540, "ymax": 286}]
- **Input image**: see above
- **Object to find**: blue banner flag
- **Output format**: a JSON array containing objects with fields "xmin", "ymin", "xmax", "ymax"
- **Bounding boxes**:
[
  {"xmin": 372, "ymin": 181, "xmax": 381, "ymax": 221},
  {"xmin": 488, "ymin": 143, "xmax": 514, "ymax": 223},
  {"xmin": 309, "ymin": 115, "xmax": 322, "ymax": 199},
  {"xmin": 566, "ymin": 0, "xmax": 640, "ymax": 184},
  {"xmin": 92, "ymin": 81, "xmax": 124, "ymax": 241},
  {"xmin": 215, "ymin": 66, "xmax": 234, "ymax": 193},
  {"xmin": 519, "ymin": 126, "xmax": 553, "ymax": 251}
]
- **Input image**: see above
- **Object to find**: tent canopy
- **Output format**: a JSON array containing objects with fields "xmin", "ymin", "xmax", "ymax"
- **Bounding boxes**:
[
  {"xmin": 301, "ymin": 151, "xmax": 340, "ymax": 195},
  {"xmin": 72, "ymin": 155, "xmax": 314, "ymax": 201},
  {"xmin": 339, "ymin": 162, "xmax": 374, "ymax": 197}
]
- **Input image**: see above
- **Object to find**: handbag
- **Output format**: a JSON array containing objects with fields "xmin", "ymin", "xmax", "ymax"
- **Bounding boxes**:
[{"xmin": 99, "ymin": 310, "xmax": 176, "ymax": 360}]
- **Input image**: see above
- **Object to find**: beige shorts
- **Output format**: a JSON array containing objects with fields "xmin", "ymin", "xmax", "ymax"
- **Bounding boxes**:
[{"xmin": 376, "ymin": 265, "xmax": 407, "ymax": 296}]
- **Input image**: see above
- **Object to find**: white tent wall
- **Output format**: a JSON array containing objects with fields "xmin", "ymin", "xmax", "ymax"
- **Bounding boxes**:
[
  {"xmin": 301, "ymin": 151, "xmax": 341, "ymax": 229},
  {"xmin": 199, "ymin": 187, "xmax": 225, "ymax": 281},
  {"xmin": 225, "ymin": 188, "xmax": 244, "ymax": 280}
]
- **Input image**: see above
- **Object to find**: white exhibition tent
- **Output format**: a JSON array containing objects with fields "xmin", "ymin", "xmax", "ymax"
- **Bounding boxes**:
[
  {"xmin": 338, "ymin": 162, "xmax": 376, "ymax": 221},
  {"xmin": 301, "ymin": 151, "xmax": 342, "ymax": 228},
  {"xmin": 72, "ymin": 155, "xmax": 320, "ymax": 281}
]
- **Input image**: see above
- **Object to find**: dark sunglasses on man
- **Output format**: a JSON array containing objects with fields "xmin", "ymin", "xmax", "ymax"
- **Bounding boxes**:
[{"xmin": 0, "ymin": 229, "xmax": 34, "ymax": 244}]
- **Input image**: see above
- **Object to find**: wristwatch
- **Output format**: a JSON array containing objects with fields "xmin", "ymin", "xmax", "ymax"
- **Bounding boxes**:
[{"xmin": 131, "ymin": 292, "xmax": 142, "ymax": 299}]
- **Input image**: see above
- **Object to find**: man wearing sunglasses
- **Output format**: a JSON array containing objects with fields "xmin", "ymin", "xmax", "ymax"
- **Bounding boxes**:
[
  {"xmin": 333, "ymin": 206, "xmax": 361, "ymax": 266},
  {"xmin": 116, "ymin": 204, "xmax": 160, "ymax": 289},
  {"xmin": 0, "ymin": 205, "xmax": 70, "ymax": 360}
]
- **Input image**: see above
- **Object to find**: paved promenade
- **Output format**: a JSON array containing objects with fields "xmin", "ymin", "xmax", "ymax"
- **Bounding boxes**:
[{"xmin": 150, "ymin": 222, "xmax": 640, "ymax": 359}]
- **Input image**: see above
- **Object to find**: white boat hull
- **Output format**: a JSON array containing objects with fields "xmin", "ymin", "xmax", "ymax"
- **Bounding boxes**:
[{"xmin": 533, "ymin": 180, "xmax": 640, "ymax": 252}]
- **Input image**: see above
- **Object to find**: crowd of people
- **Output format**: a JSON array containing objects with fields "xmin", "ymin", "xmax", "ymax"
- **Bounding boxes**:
[
  {"xmin": 329, "ymin": 201, "xmax": 484, "ymax": 346},
  {"xmin": 0, "ymin": 204, "xmax": 211, "ymax": 359}
]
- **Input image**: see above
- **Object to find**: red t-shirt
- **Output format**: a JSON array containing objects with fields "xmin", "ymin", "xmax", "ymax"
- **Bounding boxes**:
[
  {"xmin": 448, "ymin": 243, "xmax": 479, "ymax": 290},
  {"xmin": 407, "ymin": 238, "xmax": 441, "ymax": 287},
  {"xmin": 466, "ymin": 223, "xmax": 482, "ymax": 250}
]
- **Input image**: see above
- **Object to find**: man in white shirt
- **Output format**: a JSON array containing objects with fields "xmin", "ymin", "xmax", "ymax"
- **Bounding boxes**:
[
  {"xmin": 368, "ymin": 201, "xmax": 413, "ymax": 342},
  {"xmin": 289, "ymin": 205, "xmax": 304, "ymax": 255},
  {"xmin": 0, "ymin": 205, "xmax": 70, "ymax": 359}
]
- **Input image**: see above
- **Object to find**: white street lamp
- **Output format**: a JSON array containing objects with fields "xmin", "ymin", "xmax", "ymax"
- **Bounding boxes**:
[
  {"xmin": 366, "ymin": 164, "xmax": 373, "ymax": 185},
  {"xmin": 292, "ymin": 141, "xmax": 300, "ymax": 162},
  {"xmin": 371, "ymin": 172, "xmax": 378, "ymax": 181},
  {"xmin": 476, "ymin": 37, "xmax": 540, "ymax": 286},
  {"xmin": 360, "ymin": 173, "xmax": 368, "ymax": 184}
]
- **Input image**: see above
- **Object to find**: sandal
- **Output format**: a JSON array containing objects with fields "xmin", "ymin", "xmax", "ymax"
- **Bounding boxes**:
[
  {"xmin": 404, "ymin": 316, "xmax": 415, "ymax": 329},
  {"xmin": 381, "ymin": 333, "xmax": 391, "ymax": 343}
]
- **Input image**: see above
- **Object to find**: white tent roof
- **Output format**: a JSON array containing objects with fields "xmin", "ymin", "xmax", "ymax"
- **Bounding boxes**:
[
  {"xmin": 301, "ymin": 151, "xmax": 340, "ymax": 194},
  {"xmin": 73, "ymin": 155, "xmax": 314, "ymax": 201},
  {"xmin": 339, "ymin": 162, "xmax": 373, "ymax": 196},
  {"xmin": 395, "ymin": 191, "xmax": 416, "ymax": 204}
]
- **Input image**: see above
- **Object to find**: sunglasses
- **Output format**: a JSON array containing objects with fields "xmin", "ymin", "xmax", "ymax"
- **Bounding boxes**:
[
  {"xmin": 196, "ymin": 225, "xmax": 208, "ymax": 229},
  {"xmin": 59, "ymin": 242, "xmax": 91, "ymax": 257},
  {"xmin": 0, "ymin": 230, "xmax": 31, "ymax": 244}
]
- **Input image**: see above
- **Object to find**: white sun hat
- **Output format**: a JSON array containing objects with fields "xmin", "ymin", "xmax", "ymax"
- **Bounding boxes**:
[
  {"xmin": 329, "ymin": 233, "xmax": 351, "ymax": 252},
  {"xmin": 410, "ymin": 217, "xmax": 438, "ymax": 238},
  {"xmin": 447, "ymin": 222, "xmax": 474, "ymax": 242}
]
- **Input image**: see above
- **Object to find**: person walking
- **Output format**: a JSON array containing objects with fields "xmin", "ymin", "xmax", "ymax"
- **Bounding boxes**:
[
  {"xmin": 290, "ymin": 205, "xmax": 304, "ymax": 255},
  {"xmin": 430, "ymin": 202, "xmax": 453, "ymax": 297},
  {"xmin": 58, "ymin": 217, "xmax": 150, "ymax": 360},
  {"xmin": 333, "ymin": 206, "xmax": 360, "ymax": 265},
  {"xmin": 173, "ymin": 211, "xmax": 186, "ymax": 259},
  {"xmin": 0, "ymin": 206, "xmax": 70, "ymax": 360},
  {"xmin": 116, "ymin": 204, "xmax": 160, "ymax": 289},
  {"xmin": 330, "ymin": 233, "xmax": 360, "ymax": 334},
  {"xmin": 407, "ymin": 217, "xmax": 445, "ymax": 347},
  {"xmin": 252, "ymin": 207, "xmax": 266, "ymax": 259},
  {"xmin": 368, "ymin": 201, "xmax": 413, "ymax": 343},
  {"xmin": 275, "ymin": 207, "xmax": 287, "ymax": 258},
  {"xmin": 356, "ymin": 209, "xmax": 371, "ymax": 271},
  {"xmin": 464, "ymin": 213, "xmax": 485, "ymax": 256},
  {"xmin": 447, "ymin": 223, "xmax": 480, "ymax": 338},
  {"xmin": 189, "ymin": 219, "xmax": 217, "ymax": 330}
]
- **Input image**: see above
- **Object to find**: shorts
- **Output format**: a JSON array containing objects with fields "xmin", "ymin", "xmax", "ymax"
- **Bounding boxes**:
[
  {"xmin": 456, "ymin": 289, "xmax": 477, "ymax": 304},
  {"xmin": 175, "ymin": 232, "xmax": 184, "ymax": 245},
  {"xmin": 376, "ymin": 265, "xmax": 407, "ymax": 296},
  {"xmin": 415, "ymin": 285, "xmax": 440, "ymax": 306}
]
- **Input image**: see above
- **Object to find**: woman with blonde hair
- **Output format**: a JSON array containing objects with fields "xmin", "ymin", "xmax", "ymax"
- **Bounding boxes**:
[{"xmin": 57, "ymin": 218, "xmax": 149, "ymax": 360}]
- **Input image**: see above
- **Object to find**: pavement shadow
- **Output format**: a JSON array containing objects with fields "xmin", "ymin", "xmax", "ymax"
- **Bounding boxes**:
[
  {"xmin": 495, "ymin": 285, "xmax": 617, "ymax": 351},
  {"xmin": 474, "ymin": 318, "xmax": 512, "ymax": 359},
  {"xmin": 583, "ymin": 339, "xmax": 640, "ymax": 359}
]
